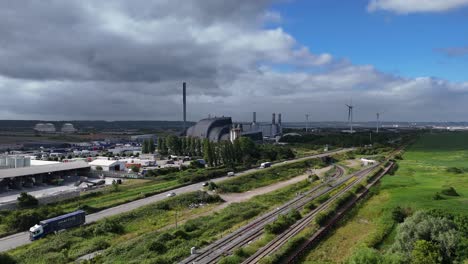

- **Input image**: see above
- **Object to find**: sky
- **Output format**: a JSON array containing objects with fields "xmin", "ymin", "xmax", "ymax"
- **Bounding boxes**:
[{"xmin": 0, "ymin": 0, "xmax": 467, "ymax": 122}]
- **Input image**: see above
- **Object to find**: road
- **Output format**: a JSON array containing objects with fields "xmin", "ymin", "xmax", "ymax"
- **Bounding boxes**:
[{"xmin": 0, "ymin": 148, "xmax": 351, "ymax": 253}]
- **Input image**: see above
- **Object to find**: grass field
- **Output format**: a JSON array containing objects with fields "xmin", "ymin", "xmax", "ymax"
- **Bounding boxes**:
[{"xmin": 302, "ymin": 132, "xmax": 468, "ymax": 263}]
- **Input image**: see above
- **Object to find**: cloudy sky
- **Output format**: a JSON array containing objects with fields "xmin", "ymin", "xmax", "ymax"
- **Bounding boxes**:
[{"xmin": 0, "ymin": 0, "xmax": 467, "ymax": 122}]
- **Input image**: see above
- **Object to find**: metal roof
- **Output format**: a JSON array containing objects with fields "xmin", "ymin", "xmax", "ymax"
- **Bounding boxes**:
[
  {"xmin": 40, "ymin": 210, "xmax": 85, "ymax": 225},
  {"xmin": 0, "ymin": 161, "xmax": 90, "ymax": 179}
]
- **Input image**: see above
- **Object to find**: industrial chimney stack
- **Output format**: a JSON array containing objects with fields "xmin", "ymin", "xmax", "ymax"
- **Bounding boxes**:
[
  {"xmin": 278, "ymin": 113, "xmax": 282, "ymax": 125},
  {"xmin": 253, "ymin": 112, "xmax": 257, "ymax": 124},
  {"xmin": 183, "ymin": 82, "xmax": 187, "ymax": 132},
  {"xmin": 272, "ymin": 113, "xmax": 276, "ymax": 125}
]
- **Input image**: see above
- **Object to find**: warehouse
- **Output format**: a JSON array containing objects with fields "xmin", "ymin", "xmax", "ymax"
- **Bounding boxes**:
[{"xmin": 88, "ymin": 159, "xmax": 125, "ymax": 171}]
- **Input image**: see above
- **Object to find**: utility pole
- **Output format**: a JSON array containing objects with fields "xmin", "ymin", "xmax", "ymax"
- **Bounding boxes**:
[{"xmin": 175, "ymin": 208, "xmax": 178, "ymax": 228}]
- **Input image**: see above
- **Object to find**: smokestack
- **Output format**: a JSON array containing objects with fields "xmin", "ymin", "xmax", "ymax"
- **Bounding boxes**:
[
  {"xmin": 272, "ymin": 113, "xmax": 276, "ymax": 125},
  {"xmin": 278, "ymin": 113, "xmax": 282, "ymax": 125},
  {"xmin": 183, "ymin": 82, "xmax": 187, "ymax": 131},
  {"xmin": 253, "ymin": 112, "xmax": 257, "ymax": 123}
]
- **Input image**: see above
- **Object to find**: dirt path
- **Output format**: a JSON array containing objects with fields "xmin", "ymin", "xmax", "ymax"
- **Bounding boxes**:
[{"xmin": 218, "ymin": 166, "xmax": 331, "ymax": 208}]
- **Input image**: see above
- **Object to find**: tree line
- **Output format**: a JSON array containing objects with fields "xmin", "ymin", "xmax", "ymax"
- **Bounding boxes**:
[{"xmin": 155, "ymin": 135, "xmax": 295, "ymax": 168}]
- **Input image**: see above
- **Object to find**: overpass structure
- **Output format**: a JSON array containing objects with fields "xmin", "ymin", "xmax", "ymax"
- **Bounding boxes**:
[{"xmin": 0, "ymin": 161, "xmax": 90, "ymax": 191}]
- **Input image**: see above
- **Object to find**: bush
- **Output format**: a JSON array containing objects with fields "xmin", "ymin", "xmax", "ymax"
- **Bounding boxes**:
[
  {"xmin": 5, "ymin": 210, "xmax": 41, "ymax": 231},
  {"xmin": 441, "ymin": 187, "xmax": 459, "ymax": 196},
  {"xmin": 93, "ymin": 220, "xmax": 124, "ymax": 236},
  {"xmin": 392, "ymin": 206, "xmax": 407, "ymax": 223},
  {"xmin": 446, "ymin": 167, "xmax": 463, "ymax": 174},
  {"xmin": 17, "ymin": 192, "xmax": 38, "ymax": 208},
  {"xmin": 265, "ymin": 209, "xmax": 302, "ymax": 234},
  {"xmin": 0, "ymin": 253, "xmax": 16, "ymax": 264},
  {"xmin": 147, "ymin": 240, "xmax": 166, "ymax": 253},
  {"xmin": 432, "ymin": 192, "xmax": 444, "ymax": 200}
]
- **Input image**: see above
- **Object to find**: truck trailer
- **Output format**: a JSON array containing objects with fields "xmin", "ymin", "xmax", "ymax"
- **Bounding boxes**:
[{"xmin": 29, "ymin": 210, "xmax": 86, "ymax": 240}]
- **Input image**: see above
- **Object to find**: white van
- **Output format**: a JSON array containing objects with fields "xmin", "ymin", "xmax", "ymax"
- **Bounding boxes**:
[{"xmin": 227, "ymin": 171, "xmax": 235, "ymax": 177}]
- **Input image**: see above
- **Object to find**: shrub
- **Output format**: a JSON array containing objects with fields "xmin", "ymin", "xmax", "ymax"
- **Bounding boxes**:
[
  {"xmin": 5, "ymin": 210, "xmax": 42, "ymax": 231},
  {"xmin": 392, "ymin": 206, "xmax": 407, "ymax": 223},
  {"xmin": 432, "ymin": 193, "xmax": 444, "ymax": 200},
  {"xmin": 441, "ymin": 187, "xmax": 459, "ymax": 196},
  {"xmin": 0, "ymin": 253, "xmax": 16, "ymax": 264},
  {"xmin": 446, "ymin": 167, "xmax": 463, "ymax": 174},
  {"xmin": 265, "ymin": 209, "xmax": 302, "ymax": 235},
  {"xmin": 93, "ymin": 220, "xmax": 124, "ymax": 236},
  {"xmin": 17, "ymin": 192, "xmax": 38, "ymax": 208},
  {"xmin": 147, "ymin": 240, "xmax": 166, "ymax": 253}
]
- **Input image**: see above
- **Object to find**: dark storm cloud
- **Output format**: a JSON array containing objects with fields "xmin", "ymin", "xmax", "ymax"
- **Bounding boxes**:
[{"xmin": 0, "ymin": 0, "xmax": 467, "ymax": 122}]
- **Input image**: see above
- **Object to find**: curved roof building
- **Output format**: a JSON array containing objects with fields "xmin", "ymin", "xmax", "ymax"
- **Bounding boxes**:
[
  {"xmin": 34, "ymin": 123, "xmax": 56, "ymax": 133},
  {"xmin": 186, "ymin": 117, "xmax": 232, "ymax": 142},
  {"xmin": 61, "ymin": 123, "xmax": 77, "ymax": 133}
]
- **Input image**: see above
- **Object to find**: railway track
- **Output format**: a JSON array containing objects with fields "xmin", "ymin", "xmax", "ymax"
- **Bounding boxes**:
[
  {"xmin": 243, "ymin": 165, "xmax": 378, "ymax": 264},
  {"xmin": 180, "ymin": 165, "xmax": 376, "ymax": 264}
]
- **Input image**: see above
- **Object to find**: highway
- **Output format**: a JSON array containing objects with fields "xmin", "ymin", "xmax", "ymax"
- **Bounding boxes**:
[{"xmin": 0, "ymin": 148, "xmax": 351, "ymax": 253}]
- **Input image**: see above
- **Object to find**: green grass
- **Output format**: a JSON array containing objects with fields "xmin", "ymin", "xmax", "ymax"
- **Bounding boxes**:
[
  {"xmin": 301, "ymin": 132, "xmax": 468, "ymax": 263},
  {"xmin": 8, "ymin": 192, "xmax": 223, "ymax": 264},
  {"xmin": 217, "ymin": 158, "xmax": 325, "ymax": 193},
  {"xmin": 84, "ymin": 180, "xmax": 315, "ymax": 264}
]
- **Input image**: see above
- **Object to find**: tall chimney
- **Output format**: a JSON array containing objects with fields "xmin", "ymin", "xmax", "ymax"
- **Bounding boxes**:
[
  {"xmin": 278, "ymin": 113, "xmax": 282, "ymax": 125},
  {"xmin": 183, "ymin": 82, "xmax": 187, "ymax": 131},
  {"xmin": 253, "ymin": 112, "xmax": 257, "ymax": 123},
  {"xmin": 272, "ymin": 113, "xmax": 276, "ymax": 125}
]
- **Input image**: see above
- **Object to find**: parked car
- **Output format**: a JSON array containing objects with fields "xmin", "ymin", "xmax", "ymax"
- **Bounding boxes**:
[
  {"xmin": 227, "ymin": 171, "xmax": 235, "ymax": 177},
  {"xmin": 167, "ymin": 192, "xmax": 176, "ymax": 197},
  {"xmin": 202, "ymin": 182, "xmax": 209, "ymax": 187}
]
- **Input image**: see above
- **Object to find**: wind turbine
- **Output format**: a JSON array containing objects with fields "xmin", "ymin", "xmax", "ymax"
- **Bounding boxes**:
[{"xmin": 346, "ymin": 103, "xmax": 354, "ymax": 133}]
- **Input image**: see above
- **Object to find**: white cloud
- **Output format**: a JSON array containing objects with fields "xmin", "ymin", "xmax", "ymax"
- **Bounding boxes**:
[
  {"xmin": 368, "ymin": 0, "xmax": 468, "ymax": 13},
  {"xmin": 0, "ymin": 0, "xmax": 467, "ymax": 122}
]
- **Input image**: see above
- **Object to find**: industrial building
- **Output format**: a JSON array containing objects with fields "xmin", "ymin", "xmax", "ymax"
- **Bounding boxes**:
[
  {"xmin": 130, "ymin": 134, "xmax": 158, "ymax": 143},
  {"xmin": 186, "ymin": 116, "xmax": 263, "ymax": 143},
  {"xmin": 186, "ymin": 117, "xmax": 233, "ymax": 142},
  {"xmin": 34, "ymin": 123, "xmax": 56, "ymax": 133},
  {"xmin": 61, "ymin": 123, "xmax": 77, "ymax": 133},
  {"xmin": 0, "ymin": 161, "xmax": 90, "ymax": 191},
  {"xmin": 88, "ymin": 159, "xmax": 125, "ymax": 171},
  {"xmin": 0, "ymin": 155, "xmax": 32, "ymax": 169}
]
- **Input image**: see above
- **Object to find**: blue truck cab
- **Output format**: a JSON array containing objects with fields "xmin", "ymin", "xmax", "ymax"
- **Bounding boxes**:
[{"xmin": 29, "ymin": 210, "xmax": 86, "ymax": 241}]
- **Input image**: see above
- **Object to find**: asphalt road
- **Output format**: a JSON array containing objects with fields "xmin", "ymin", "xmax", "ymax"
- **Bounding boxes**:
[{"xmin": 0, "ymin": 149, "xmax": 351, "ymax": 253}]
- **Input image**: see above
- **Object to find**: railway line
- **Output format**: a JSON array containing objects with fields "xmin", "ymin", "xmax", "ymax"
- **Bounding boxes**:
[
  {"xmin": 180, "ymin": 164, "xmax": 376, "ymax": 264},
  {"xmin": 243, "ymin": 164, "xmax": 380, "ymax": 264}
]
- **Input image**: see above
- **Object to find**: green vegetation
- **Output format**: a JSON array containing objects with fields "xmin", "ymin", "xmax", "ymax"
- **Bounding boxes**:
[
  {"xmin": 217, "ymin": 158, "xmax": 325, "ymax": 193},
  {"xmin": 159, "ymin": 136, "xmax": 295, "ymax": 168},
  {"xmin": 265, "ymin": 209, "xmax": 302, "ymax": 234},
  {"xmin": 17, "ymin": 192, "xmax": 38, "ymax": 208},
  {"xmin": 7, "ymin": 179, "xmax": 316, "ymax": 264},
  {"xmin": 302, "ymin": 132, "xmax": 468, "ymax": 263},
  {"xmin": 8, "ymin": 191, "xmax": 223, "ymax": 264}
]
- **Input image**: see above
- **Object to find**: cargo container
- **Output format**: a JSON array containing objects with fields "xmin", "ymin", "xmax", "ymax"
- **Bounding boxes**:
[{"xmin": 29, "ymin": 210, "xmax": 86, "ymax": 240}]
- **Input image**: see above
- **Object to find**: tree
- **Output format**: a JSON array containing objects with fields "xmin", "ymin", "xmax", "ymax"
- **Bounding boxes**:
[
  {"xmin": 111, "ymin": 180, "xmax": 120, "ymax": 192},
  {"xmin": 148, "ymin": 138, "xmax": 156, "ymax": 153},
  {"xmin": 203, "ymin": 139, "xmax": 214, "ymax": 167},
  {"xmin": 391, "ymin": 211, "xmax": 460, "ymax": 263},
  {"xmin": 411, "ymin": 240, "xmax": 441, "ymax": 264},
  {"xmin": 130, "ymin": 165, "xmax": 140, "ymax": 173},
  {"xmin": 142, "ymin": 140, "xmax": 149, "ymax": 154},
  {"xmin": 17, "ymin": 192, "xmax": 38, "ymax": 208},
  {"xmin": 96, "ymin": 166, "xmax": 103, "ymax": 171}
]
